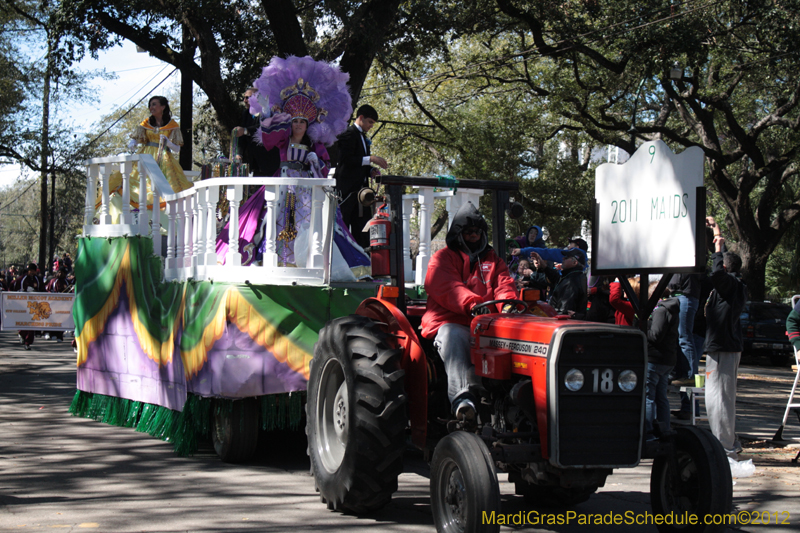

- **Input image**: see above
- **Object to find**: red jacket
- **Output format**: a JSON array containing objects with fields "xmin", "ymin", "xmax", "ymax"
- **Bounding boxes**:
[
  {"xmin": 421, "ymin": 247, "xmax": 517, "ymax": 339},
  {"xmin": 609, "ymin": 281, "xmax": 635, "ymax": 326}
]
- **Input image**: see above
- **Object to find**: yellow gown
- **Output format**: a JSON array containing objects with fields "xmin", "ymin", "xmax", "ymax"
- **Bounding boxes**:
[{"xmin": 98, "ymin": 118, "xmax": 194, "ymax": 218}]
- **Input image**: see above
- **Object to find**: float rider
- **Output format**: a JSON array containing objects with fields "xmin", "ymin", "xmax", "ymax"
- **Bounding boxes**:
[{"xmin": 421, "ymin": 201, "xmax": 517, "ymax": 422}]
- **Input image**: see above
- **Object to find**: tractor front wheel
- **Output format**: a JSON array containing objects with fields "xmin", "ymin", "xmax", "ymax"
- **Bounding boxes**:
[
  {"xmin": 650, "ymin": 425, "xmax": 733, "ymax": 532},
  {"xmin": 431, "ymin": 431, "xmax": 501, "ymax": 533}
]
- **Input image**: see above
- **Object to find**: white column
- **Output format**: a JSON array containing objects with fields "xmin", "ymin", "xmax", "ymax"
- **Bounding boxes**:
[
  {"xmin": 166, "ymin": 199, "xmax": 177, "ymax": 270},
  {"xmin": 175, "ymin": 197, "xmax": 185, "ymax": 270},
  {"xmin": 261, "ymin": 186, "xmax": 278, "ymax": 268},
  {"xmin": 138, "ymin": 168, "xmax": 149, "ymax": 235},
  {"xmin": 183, "ymin": 195, "xmax": 194, "ymax": 269},
  {"xmin": 415, "ymin": 187, "xmax": 433, "ymax": 285},
  {"xmin": 193, "ymin": 189, "xmax": 204, "ymax": 269},
  {"xmin": 204, "ymin": 186, "xmax": 219, "ymax": 267},
  {"xmin": 98, "ymin": 163, "xmax": 112, "ymax": 225},
  {"xmin": 121, "ymin": 161, "xmax": 132, "ymax": 225},
  {"xmin": 225, "ymin": 184, "xmax": 242, "ymax": 266},
  {"xmin": 307, "ymin": 185, "xmax": 324, "ymax": 269},
  {"xmin": 402, "ymin": 194, "xmax": 414, "ymax": 281},
  {"xmin": 447, "ymin": 195, "xmax": 461, "ymax": 230},
  {"xmin": 150, "ymin": 182, "xmax": 161, "ymax": 242},
  {"xmin": 84, "ymin": 164, "xmax": 98, "ymax": 228}
]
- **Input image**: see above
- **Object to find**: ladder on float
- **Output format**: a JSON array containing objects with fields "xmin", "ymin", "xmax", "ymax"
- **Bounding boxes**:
[{"xmin": 772, "ymin": 294, "xmax": 800, "ymax": 463}]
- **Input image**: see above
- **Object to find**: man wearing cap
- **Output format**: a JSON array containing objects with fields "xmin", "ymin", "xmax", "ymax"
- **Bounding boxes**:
[
  {"xmin": 548, "ymin": 249, "xmax": 588, "ymax": 319},
  {"xmin": 18, "ymin": 263, "xmax": 42, "ymax": 350},
  {"xmin": 335, "ymin": 104, "xmax": 389, "ymax": 248},
  {"xmin": 421, "ymin": 201, "xmax": 517, "ymax": 422}
]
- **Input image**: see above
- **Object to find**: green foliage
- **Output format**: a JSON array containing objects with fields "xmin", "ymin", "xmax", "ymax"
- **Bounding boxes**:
[
  {"xmin": 0, "ymin": 177, "xmax": 39, "ymax": 268},
  {"xmin": 365, "ymin": 31, "xmax": 600, "ymax": 248},
  {"xmin": 363, "ymin": 0, "xmax": 800, "ymax": 298}
]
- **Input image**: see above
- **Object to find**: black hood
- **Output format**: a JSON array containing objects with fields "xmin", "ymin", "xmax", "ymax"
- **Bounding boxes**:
[
  {"xmin": 659, "ymin": 296, "xmax": 681, "ymax": 315},
  {"xmin": 446, "ymin": 201, "xmax": 490, "ymax": 263}
]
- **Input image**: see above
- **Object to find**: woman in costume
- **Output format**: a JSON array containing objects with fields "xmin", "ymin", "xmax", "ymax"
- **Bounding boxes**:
[
  {"xmin": 99, "ymin": 96, "xmax": 194, "ymax": 220},
  {"xmin": 216, "ymin": 56, "xmax": 370, "ymax": 281}
]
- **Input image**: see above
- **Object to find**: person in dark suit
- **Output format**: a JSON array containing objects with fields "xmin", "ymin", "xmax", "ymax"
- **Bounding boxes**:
[
  {"xmin": 234, "ymin": 88, "xmax": 280, "ymax": 176},
  {"xmin": 334, "ymin": 104, "xmax": 389, "ymax": 248}
]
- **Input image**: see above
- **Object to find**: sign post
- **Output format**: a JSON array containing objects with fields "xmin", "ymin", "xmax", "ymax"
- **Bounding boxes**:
[{"xmin": 591, "ymin": 140, "xmax": 706, "ymax": 329}]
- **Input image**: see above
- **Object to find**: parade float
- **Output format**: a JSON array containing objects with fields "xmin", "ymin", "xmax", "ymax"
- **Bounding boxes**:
[{"xmin": 69, "ymin": 148, "xmax": 483, "ymax": 461}]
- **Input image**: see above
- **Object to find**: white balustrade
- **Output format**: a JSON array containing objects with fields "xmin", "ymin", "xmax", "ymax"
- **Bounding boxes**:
[
  {"xmin": 415, "ymin": 187, "xmax": 433, "ymax": 286},
  {"xmin": 401, "ymin": 195, "xmax": 414, "ymax": 281},
  {"xmin": 82, "ymin": 154, "xmax": 485, "ymax": 286}
]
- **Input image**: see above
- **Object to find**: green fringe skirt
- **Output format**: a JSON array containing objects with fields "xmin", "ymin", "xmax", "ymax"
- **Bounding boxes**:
[{"xmin": 68, "ymin": 390, "xmax": 305, "ymax": 456}]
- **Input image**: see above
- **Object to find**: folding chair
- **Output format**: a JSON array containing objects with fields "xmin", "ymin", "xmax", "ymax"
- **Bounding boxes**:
[{"xmin": 772, "ymin": 294, "xmax": 800, "ymax": 463}]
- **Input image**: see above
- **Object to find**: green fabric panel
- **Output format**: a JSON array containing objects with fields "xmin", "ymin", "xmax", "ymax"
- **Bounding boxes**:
[
  {"xmin": 73, "ymin": 238, "xmax": 128, "ymax": 337},
  {"xmin": 179, "ymin": 281, "xmax": 230, "ymax": 351},
  {"xmin": 238, "ymin": 285, "xmax": 337, "ymax": 352},
  {"xmin": 73, "ymin": 237, "xmax": 183, "ymax": 343},
  {"xmin": 126, "ymin": 238, "xmax": 183, "ymax": 342}
]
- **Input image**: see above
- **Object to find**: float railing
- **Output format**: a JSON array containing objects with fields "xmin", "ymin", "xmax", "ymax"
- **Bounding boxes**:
[
  {"xmin": 82, "ymin": 154, "xmax": 336, "ymax": 286},
  {"xmin": 83, "ymin": 155, "xmax": 488, "ymax": 286}
]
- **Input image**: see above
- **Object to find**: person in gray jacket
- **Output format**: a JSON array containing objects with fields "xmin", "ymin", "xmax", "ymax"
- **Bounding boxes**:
[{"xmin": 703, "ymin": 217, "xmax": 747, "ymax": 459}]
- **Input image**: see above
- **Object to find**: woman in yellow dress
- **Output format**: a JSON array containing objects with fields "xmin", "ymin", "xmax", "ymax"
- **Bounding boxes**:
[{"xmin": 100, "ymin": 96, "xmax": 194, "ymax": 221}]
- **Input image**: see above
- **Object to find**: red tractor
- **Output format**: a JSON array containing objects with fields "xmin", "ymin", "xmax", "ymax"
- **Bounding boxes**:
[{"xmin": 306, "ymin": 176, "xmax": 732, "ymax": 533}]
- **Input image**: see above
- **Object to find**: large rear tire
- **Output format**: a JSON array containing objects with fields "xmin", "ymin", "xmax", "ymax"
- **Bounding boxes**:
[
  {"xmin": 431, "ymin": 431, "xmax": 501, "ymax": 533},
  {"xmin": 650, "ymin": 426, "xmax": 733, "ymax": 533},
  {"xmin": 212, "ymin": 398, "xmax": 259, "ymax": 463},
  {"xmin": 307, "ymin": 315, "xmax": 407, "ymax": 513}
]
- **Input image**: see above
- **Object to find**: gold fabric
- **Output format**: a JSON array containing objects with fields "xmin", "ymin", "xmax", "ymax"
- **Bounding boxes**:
[{"xmin": 97, "ymin": 119, "xmax": 193, "ymax": 213}]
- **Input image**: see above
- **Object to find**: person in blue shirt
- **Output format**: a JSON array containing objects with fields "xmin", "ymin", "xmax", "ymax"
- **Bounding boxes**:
[{"xmin": 510, "ymin": 236, "xmax": 588, "ymax": 267}]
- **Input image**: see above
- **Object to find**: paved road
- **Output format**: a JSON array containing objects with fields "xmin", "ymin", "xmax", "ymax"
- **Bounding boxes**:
[{"xmin": 1, "ymin": 331, "xmax": 799, "ymax": 532}]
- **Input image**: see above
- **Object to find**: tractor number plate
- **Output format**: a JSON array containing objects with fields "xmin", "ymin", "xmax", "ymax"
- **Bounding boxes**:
[{"xmin": 479, "ymin": 336, "xmax": 549, "ymax": 357}]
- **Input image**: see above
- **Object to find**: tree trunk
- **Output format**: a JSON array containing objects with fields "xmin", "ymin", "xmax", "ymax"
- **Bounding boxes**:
[
  {"xmin": 48, "ymin": 172, "xmax": 55, "ymax": 274},
  {"xmin": 262, "ymin": 0, "xmax": 309, "ymax": 58},
  {"xmin": 179, "ymin": 26, "xmax": 195, "ymax": 171},
  {"xmin": 38, "ymin": 36, "xmax": 52, "ymax": 273}
]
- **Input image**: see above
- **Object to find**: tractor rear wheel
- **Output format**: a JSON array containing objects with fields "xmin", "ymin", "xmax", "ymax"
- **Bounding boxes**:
[
  {"xmin": 650, "ymin": 425, "xmax": 732, "ymax": 532},
  {"xmin": 307, "ymin": 315, "xmax": 407, "ymax": 513},
  {"xmin": 431, "ymin": 431, "xmax": 501, "ymax": 533}
]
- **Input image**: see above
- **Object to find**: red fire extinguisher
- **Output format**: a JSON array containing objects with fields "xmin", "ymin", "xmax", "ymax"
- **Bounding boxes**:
[{"xmin": 369, "ymin": 201, "xmax": 391, "ymax": 277}]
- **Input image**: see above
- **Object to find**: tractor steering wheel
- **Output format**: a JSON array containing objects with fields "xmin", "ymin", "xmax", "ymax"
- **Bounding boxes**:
[{"xmin": 471, "ymin": 299, "xmax": 528, "ymax": 316}]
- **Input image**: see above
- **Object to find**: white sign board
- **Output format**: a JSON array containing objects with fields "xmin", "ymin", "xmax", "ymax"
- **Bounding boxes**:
[
  {"xmin": 593, "ymin": 140, "xmax": 704, "ymax": 272},
  {"xmin": 1, "ymin": 292, "xmax": 75, "ymax": 331}
]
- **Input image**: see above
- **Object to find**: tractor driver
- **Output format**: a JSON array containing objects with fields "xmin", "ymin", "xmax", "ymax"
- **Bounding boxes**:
[{"xmin": 420, "ymin": 201, "xmax": 517, "ymax": 422}]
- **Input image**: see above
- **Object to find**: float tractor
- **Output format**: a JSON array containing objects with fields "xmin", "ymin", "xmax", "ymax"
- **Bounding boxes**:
[{"xmin": 306, "ymin": 176, "xmax": 732, "ymax": 533}]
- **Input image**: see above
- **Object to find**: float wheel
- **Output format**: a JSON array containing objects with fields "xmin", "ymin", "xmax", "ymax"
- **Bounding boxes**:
[{"xmin": 212, "ymin": 398, "xmax": 259, "ymax": 463}]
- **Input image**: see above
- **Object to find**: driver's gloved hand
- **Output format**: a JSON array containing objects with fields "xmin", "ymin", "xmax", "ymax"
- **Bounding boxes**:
[{"xmin": 501, "ymin": 304, "xmax": 513, "ymax": 313}]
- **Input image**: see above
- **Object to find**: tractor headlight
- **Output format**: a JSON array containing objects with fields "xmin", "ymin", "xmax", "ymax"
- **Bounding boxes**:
[
  {"xmin": 564, "ymin": 369, "xmax": 584, "ymax": 391},
  {"xmin": 617, "ymin": 370, "xmax": 637, "ymax": 392}
]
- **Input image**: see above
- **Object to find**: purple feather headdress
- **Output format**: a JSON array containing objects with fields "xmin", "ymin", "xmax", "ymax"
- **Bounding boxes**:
[{"xmin": 249, "ymin": 56, "xmax": 353, "ymax": 147}]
